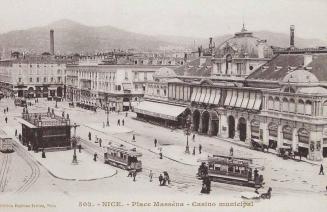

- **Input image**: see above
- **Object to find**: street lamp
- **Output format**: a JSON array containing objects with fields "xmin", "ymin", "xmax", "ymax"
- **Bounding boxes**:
[
  {"xmin": 184, "ymin": 114, "xmax": 192, "ymax": 154},
  {"xmin": 71, "ymin": 122, "xmax": 80, "ymax": 164},
  {"xmin": 106, "ymin": 106, "xmax": 110, "ymax": 127}
]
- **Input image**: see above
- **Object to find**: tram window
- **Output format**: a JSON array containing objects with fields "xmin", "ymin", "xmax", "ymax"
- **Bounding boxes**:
[
  {"xmin": 228, "ymin": 166, "xmax": 233, "ymax": 172},
  {"xmin": 120, "ymin": 153, "xmax": 123, "ymax": 158}
]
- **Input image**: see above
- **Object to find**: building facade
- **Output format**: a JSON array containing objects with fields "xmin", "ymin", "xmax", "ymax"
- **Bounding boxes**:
[{"xmin": 0, "ymin": 55, "xmax": 69, "ymax": 98}]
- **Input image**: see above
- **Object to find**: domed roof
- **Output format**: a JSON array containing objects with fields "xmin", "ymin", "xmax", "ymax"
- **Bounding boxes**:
[
  {"xmin": 215, "ymin": 26, "xmax": 273, "ymax": 58},
  {"xmin": 282, "ymin": 69, "xmax": 319, "ymax": 83},
  {"xmin": 153, "ymin": 67, "xmax": 177, "ymax": 78}
]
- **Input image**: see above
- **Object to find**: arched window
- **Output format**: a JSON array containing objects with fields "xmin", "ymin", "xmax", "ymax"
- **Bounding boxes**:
[
  {"xmin": 268, "ymin": 96, "xmax": 274, "ymax": 110},
  {"xmin": 282, "ymin": 98, "xmax": 289, "ymax": 112},
  {"xmin": 305, "ymin": 100, "xmax": 312, "ymax": 115},
  {"xmin": 323, "ymin": 101, "xmax": 327, "ymax": 117},
  {"xmin": 274, "ymin": 97, "xmax": 280, "ymax": 111},
  {"xmin": 289, "ymin": 98, "xmax": 295, "ymax": 113},
  {"xmin": 298, "ymin": 99, "xmax": 305, "ymax": 114}
]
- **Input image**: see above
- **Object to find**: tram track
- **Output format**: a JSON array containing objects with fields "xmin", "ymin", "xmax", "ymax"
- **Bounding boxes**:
[
  {"xmin": 0, "ymin": 153, "xmax": 12, "ymax": 192},
  {"xmin": 13, "ymin": 143, "xmax": 41, "ymax": 193}
]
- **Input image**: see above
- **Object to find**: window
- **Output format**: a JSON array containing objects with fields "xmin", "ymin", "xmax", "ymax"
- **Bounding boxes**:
[
  {"xmin": 217, "ymin": 63, "xmax": 221, "ymax": 73},
  {"xmin": 323, "ymin": 101, "xmax": 327, "ymax": 117},
  {"xmin": 125, "ymin": 71, "xmax": 128, "ymax": 80},
  {"xmin": 144, "ymin": 73, "xmax": 147, "ymax": 81},
  {"xmin": 44, "ymin": 77, "xmax": 47, "ymax": 82},
  {"xmin": 268, "ymin": 97, "xmax": 274, "ymax": 110},
  {"xmin": 58, "ymin": 77, "xmax": 61, "ymax": 82},
  {"xmin": 117, "ymin": 85, "xmax": 121, "ymax": 91},
  {"xmin": 282, "ymin": 98, "xmax": 289, "ymax": 112},
  {"xmin": 18, "ymin": 78, "xmax": 22, "ymax": 83},
  {"xmin": 274, "ymin": 97, "xmax": 280, "ymax": 111},
  {"xmin": 236, "ymin": 63, "xmax": 243, "ymax": 75},
  {"xmin": 157, "ymin": 89, "xmax": 160, "ymax": 95},
  {"xmin": 29, "ymin": 78, "xmax": 33, "ymax": 83},
  {"xmin": 289, "ymin": 99, "xmax": 295, "ymax": 113},
  {"xmin": 51, "ymin": 77, "xmax": 54, "ymax": 82},
  {"xmin": 297, "ymin": 99, "xmax": 304, "ymax": 114},
  {"xmin": 305, "ymin": 100, "xmax": 312, "ymax": 115},
  {"xmin": 36, "ymin": 77, "xmax": 39, "ymax": 83},
  {"xmin": 164, "ymin": 89, "xmax": 167, "ymax": 96}
]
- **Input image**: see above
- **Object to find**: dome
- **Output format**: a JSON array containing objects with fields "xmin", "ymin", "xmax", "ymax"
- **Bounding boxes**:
[
  {"xmin": 282, "ymin": 69, "xmax": 319, "ymax": 83},
  {"xmin": 153, "ymin": 67, "xmax": 177, "ymax": 78},
  {"xmin": 215, "ymin": 26, "xmax": 273, "ymax": 58}
]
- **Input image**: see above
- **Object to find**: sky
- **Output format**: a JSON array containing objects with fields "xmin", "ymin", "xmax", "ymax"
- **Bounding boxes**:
[{"xmin": 0, "ymin": 0, "xmax": 326, "ymax": 40}]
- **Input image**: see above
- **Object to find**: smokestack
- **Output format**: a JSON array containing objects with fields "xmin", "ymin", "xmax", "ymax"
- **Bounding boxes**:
[
  {"xmin": 290, "ymin": 25, "xmax": 295, "ymax": 48},
  {"xmin": 50, "ymin": 29, "xmax": 54, "ymax": 55}
]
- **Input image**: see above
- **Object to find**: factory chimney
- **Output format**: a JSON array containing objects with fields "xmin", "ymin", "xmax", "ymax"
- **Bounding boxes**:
[
  {"xmin": 50, "ymin": 29, "xmax": 54, "ymax": 55},
  {"xmin": 290, "ymin": 25, "xmax": 295, "ymax": 48}
]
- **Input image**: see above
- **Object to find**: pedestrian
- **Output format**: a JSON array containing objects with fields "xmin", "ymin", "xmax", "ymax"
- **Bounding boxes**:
[
  {"xmin": 99, "ymin": 138, "xmax": 102, "ymax": 147},
  {"xmin": 88, "ymin": 132, "xmax": 91, "ymax": 141},
  {"xmin": 15, "ymin": 129, "xmax": 17, "ymax": 137},
  {"xmin": 159, "ymin": 174, "xmax": 163, "ymax": 186},
  {"xmin": 319, "ymin": 164, "xmax": 324, "ymax": 175},
  {"xmin": 254, "ymin": 168, "xmax": 259, "ymax": 182},
  {"xmin": 3, "ymin": 109, "xmax": 5, "ymax": 114},
  {"xmin": 149, "ymin": 170, "xmax": 153, "ymax": 182},
  {"xmin": 5, "ymin": 117, "xmax": 8, "ymax": 123},
  {"xmin": 6, "ymin": 107, "xmax": 8, "ymax": 112},
  {"xmin": 230, "ymin": 146, "xmax": 234, "ymax": 157},
  {"xmin": 132, "ymin": 170, "xmax": 137, "ymax": 182},
  {"xmin": 126, "ymin": 112, "xmax": 128, "ymax": 117},
  {"xmin": 78, "ymin": 144, "xmax": 82, "ymax": 153},
  {"xmin": 127, "ymin": 169, "xmax": 133, "ymax": 177},
  {"xmin": 192, "ymin": 146, "xmax": 196, "ymax": 155},
  {"xmin": 199, "ymin": 144, "xmax": 202, "ymax": 154},
  {"xmin": 192, "ymin": 134, "xmax": 195, "ymax": 140},
  {"xmin": 122, "ymin": 119, "xmax": 125, "ymax": 126},
  {"xmin": 95, "ymin": 135, "xmax": 98, "ymax": 143},
  {"xmin": 154, "ymin": 138, "xmax": 157, "ymax": 147},
  {"xmin": 132, "ymin": 134, "xmax": 135, "ymax": 142},
  {"xmin": 117, "ymin": 119, "xmax": 120, "ymax": 126},
  {"xmin": 93, "ymin": 153, "xmax": 98, "ymax": 162}
]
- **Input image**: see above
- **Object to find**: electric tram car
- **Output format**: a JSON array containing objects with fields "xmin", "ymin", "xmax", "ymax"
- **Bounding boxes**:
[
  {"xmin": 197, "ymin": 154, "xmax": 264, "ymax": 188},
  {"xmin": 14, "ymin": 97, "xmax": 27, "ymax": 107},
  {"xmin": 104, "ymin": 143, "xmax": 142, "ymax": 172},
  {"xmin": 0, "ymin": 134, "xmax": 14, "ymax": 153}
]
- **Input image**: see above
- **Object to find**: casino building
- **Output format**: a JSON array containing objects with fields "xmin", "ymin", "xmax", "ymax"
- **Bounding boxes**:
[{"xmin": 134, "ymin": 26, "xmax": 327, "ymax": 161}]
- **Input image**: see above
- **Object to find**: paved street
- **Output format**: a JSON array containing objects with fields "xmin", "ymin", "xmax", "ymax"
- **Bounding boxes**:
[{"xmin": 0, "ymin": 98, "xmax": 327, "ymax": 211}]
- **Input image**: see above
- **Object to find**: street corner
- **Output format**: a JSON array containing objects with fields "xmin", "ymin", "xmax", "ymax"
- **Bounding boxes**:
[{"xmin": 32, "ymin": 149, "xmax": 117, "ymax": 181}]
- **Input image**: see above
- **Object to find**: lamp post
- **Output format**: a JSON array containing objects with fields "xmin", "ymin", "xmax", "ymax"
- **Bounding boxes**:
[
  {"xmin": 106, "ymin": 106, "xmax": 110, "ymax": 127},
  {"xmin": 185, "ymin": 114, "xmax": 192, "ymax": 154},
  {"xmin": 72, "ymin": 122, "xmax": 80, "ymax": 164}
]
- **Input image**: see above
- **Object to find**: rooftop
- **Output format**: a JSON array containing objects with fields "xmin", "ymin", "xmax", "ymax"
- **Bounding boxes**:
[{"xmin": 22, "ymin": 112, "xmax": 70, "ymax": 127}]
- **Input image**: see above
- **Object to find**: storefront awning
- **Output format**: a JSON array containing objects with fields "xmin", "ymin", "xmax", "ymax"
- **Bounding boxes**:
[
  {"xmin": 253, "ymin": 93, "xmax": 262, "ymax": 110},
  {"xmin": 198, "ymin": 88, "xmax": 206, "ymax": 103},
  {"xmin": 203, "ymin": 88, "xmax": 211, "ymax": 104},
  {"xmin": 224, "ymin": 90, "xmax": 233, "ymax": 106},
  {"xmin": 246, "ymin": 92, "xmax": 256, "ymax": 109},
  {"xmin": 195, "ymin": 87, "xmax": 202, "ymax": 102},
  {"xmin": 208, "ymin": 89, "xmax": 216, "ymax": 104},
  {"xmin": 241, "ymin": 91, "xmax": 249, "ymax": 108},
  {"xmin": 134, "ymin": 101, "xmax": 186, "ymax": 121},
  {"xmin": 229, "ymin": 90, "xmax": 238, "ymax": 107},
  {"xmin": 190, "ymin": 87, "xmax": 198, "ymax": 102},
  {"xmin": 235, "ymin": 90, "xmax": 244, "ymax": 108},
  {"xmin": 213, "ymin": 89, "xmax": 221, "ymax": 105}
]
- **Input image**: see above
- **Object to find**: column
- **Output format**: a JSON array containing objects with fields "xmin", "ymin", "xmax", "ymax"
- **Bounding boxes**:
[
  {"xmin": 277, "ymin": 125, "xmax": 283, "ymax": 149},
  {"xmin": 292, "ymin": 128, "xmax": 298, "ymax": 152},
  {"xmin": 208, "ymin": 117, "xmax": 212, "ymax": 136},
  {"xmin": 220, "ymin": 114, "xmax": 228, "ymax": 138},
  {"xmin": 245, "ymin": 119, "xmax": 251, "ymax": 144},
  {"xmin": 261, "ymin": 122, "xmax": 269, "ymax": 146},
  {"xmin": 198, "ymin": 113, "xmax": 203, "ymax": 133},
  {"xmin": 234, "ymin": 117, "xmax": 239, "ymax": 141}
]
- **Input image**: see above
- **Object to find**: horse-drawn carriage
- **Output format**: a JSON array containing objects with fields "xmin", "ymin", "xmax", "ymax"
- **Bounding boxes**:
[
  {"xmin": 104, "ymin": 143, "xmax": 142, "ymax": 172},
  {"xmin": 197, "ymin": 154, "xmax": 265, "ymax": 188},
  {"xmin": 250, "ymin": 138, "xmax": 269, "ymax": 152}
]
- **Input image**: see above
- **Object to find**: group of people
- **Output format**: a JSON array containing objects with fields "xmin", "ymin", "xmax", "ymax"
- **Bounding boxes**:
[
  {"xmin": 117, "ymin": 119, "xmax": 125, "ymax": 126},
  {"xmin": 127, "ymin": 169, "xmax": 137, "ymax": 181},
  {"xmin": 158, "ymin": 171, "xmax": 170, "ymax": 186}
]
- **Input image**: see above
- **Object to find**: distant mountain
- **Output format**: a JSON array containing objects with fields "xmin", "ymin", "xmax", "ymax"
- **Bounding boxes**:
[
  {"xmin": 0, "ymin": 19, "xmax": 326, "ymax": 54},
  {"xmin": 0, "ymin": 19, "xmax": 171, "ymax": 54}
]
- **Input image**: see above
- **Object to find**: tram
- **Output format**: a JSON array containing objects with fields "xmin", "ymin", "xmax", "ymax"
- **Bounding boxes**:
[
  {"xmin": 14, "ymin": 97, "xmax": 27, "ymax": 107},
  {"xmin": 0, "ymin": 134, "xmax": 14, "ymax": 153},
  {"xmin": 104, "ymin": 143, "xmax": 142, "ymax": 171},
  {"xmin": 197, "ymin": 154, "xmax": 264, "ymax": 188}
]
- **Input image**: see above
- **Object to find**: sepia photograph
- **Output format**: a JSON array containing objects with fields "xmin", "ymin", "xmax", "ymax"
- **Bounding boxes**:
[{"xmin": 0, "ymin": 0, "xmax": 327, "ymax": 211}]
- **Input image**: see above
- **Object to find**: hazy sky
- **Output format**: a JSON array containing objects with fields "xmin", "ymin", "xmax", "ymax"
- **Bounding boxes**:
[{"xmin": 0, "ymin": 0, "xmax": 326, "ymax": 40}]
